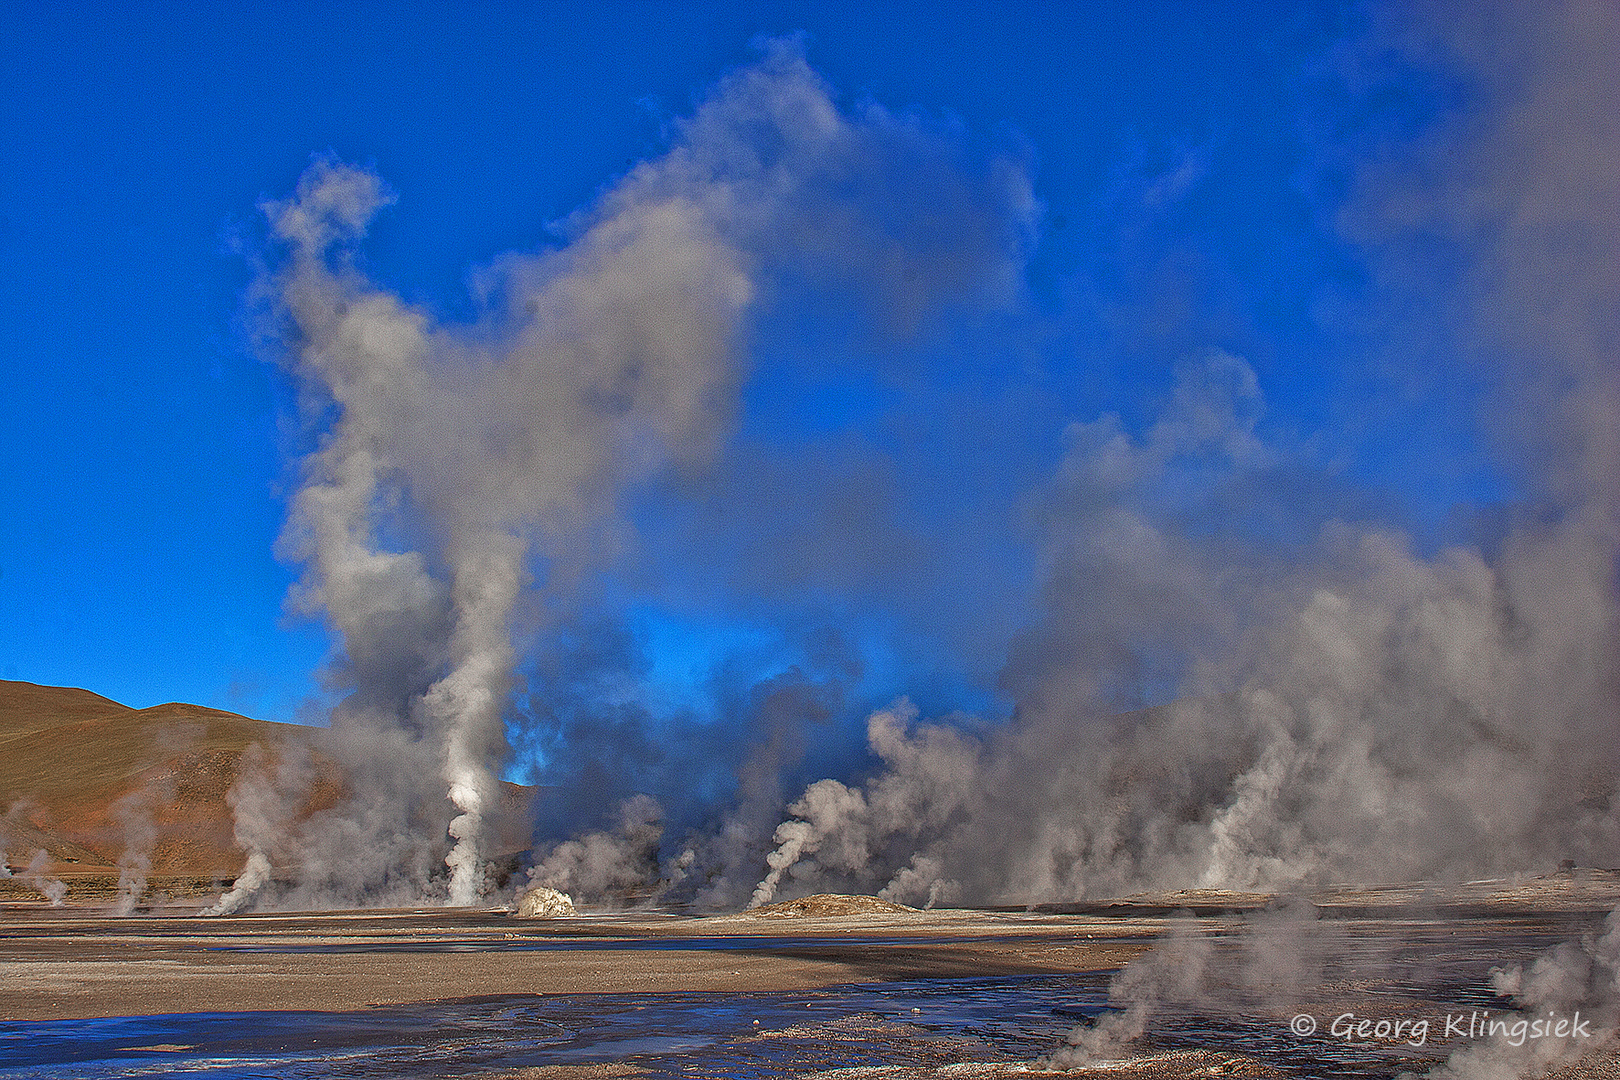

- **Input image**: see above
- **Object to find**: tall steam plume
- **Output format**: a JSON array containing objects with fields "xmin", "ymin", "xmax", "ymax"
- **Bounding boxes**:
[
  {"xmin": 219, "ymin": 40, "xmax": 1034, "ymax": 910},
  {"xmin": 256, "ymin": 146, "xmax": 749, "ymax": 904}
]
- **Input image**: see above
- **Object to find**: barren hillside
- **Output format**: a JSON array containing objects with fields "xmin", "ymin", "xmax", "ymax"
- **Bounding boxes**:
[{"xmin": 0, "ymin": 680, "xmax": 323, "ymax": 880}]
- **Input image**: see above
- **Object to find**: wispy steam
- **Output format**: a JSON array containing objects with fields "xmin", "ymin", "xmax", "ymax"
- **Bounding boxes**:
[
  {"xmin": 1042, "ymin": 918, "xmax": 1216, "ymax": 1067},
  {"xmin": 1424, "ymin": 909, "xmax": 1620, "ymax": 1079},
  {"xmin": 23, "ymin": 849, "xmax": 65, "ymax": 907},
  {"xmin": 203, "ymin": 742, "xmax": 312, "ymax": 914},
  {"xmin": 110, "ymin": 783, "xmax": 163, "ymax": 917},
  {"xmin": 526, "ymin": 794, "xmax": 664, "ymax": 904}
]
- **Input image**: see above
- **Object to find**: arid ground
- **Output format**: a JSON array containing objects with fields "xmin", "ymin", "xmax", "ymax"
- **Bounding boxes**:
[{"xmin": 6, "ymin": 884, "xmax": 1620, "ymax": 1078}]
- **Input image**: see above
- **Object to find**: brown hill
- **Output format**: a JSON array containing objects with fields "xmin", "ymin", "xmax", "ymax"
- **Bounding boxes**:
[
  {"xmin": 0, "ymin": 680, "xmax": 323, "ymax": 880},
  {"xmin": 2, "ymin": 681, "xmax": 539, "ymax": 908}
]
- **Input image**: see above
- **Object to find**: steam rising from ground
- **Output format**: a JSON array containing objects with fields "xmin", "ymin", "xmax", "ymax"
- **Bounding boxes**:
[
  {"xmin": 1036, "ymin": 904, "xmax": 1620, "ymax": 1075},
  {"xmin": 1042, "ymin": 919, "xmax": 1216, "ymax": 1067},
  {"xmin": 214, "ymin": 3, "xmax": 1615, "ymax": 918},
  {"xmin": 746, "ymin": 0, "xmax": 1619, "ymax": 908},
  {"xmin": 526, "ymin": 794, "xmax": 663, "ymax": 902},
  {"xmin": 2, "ymin": 810, "xmax": 68, "ymax": 906},
  {"xmin": 1434, "ymin": 910, "xmax": 1620, "ymax": 1079},
  {"xmin": 110, "ymin": 784, "xmax": 162, "ymax": 917},
  {"xmin": 23, "ymin": 850, "xmax": 66, "ymax": 907},
  {"xmin": 265, "ymin": 127, "xmax": 757, "ymax": 907},
  {"xmin": 217, "ymin": 41, "xmax": 1033, "ymax": 910}
]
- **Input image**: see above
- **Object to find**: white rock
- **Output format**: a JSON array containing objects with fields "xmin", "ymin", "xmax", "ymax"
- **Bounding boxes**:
[{"xmin": 514, "ymin": 886, "xmax": 576, "ymax": 919}]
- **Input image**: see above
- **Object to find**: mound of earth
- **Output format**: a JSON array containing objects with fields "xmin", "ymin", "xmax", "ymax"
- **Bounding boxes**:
[{"xmin": 747, "ymin": 893, "xmax": 918, "ymax": 918}]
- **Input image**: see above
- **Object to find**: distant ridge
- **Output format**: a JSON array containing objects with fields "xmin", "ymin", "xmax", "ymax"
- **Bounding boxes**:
[{"xmin": 0, "ymin": 679, "xmax": 130, "ymax": 730}]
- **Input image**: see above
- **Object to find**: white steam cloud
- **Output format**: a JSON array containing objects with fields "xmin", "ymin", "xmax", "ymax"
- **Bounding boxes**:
[{"xmin": 1041, "ymin": 919, "xmax": 1216, "ymax": 1067}]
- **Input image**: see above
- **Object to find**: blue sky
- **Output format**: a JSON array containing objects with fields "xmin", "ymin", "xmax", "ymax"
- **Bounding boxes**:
[{"xmin": 0, "ymin": 0, "xmax": 1531, "ymax": 730}]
